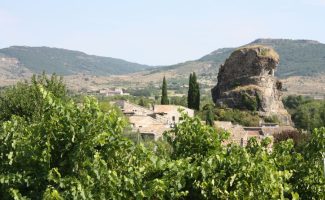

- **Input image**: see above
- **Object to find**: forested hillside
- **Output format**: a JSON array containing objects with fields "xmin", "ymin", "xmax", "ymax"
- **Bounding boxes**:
[{"xmin": 0, "ymin": 46, "xmax": 151, "ymax": 75}]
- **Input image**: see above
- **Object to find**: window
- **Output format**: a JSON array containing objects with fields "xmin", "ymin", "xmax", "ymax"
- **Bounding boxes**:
[{"xmin": 172, "ymin": 116, "xmax": 175, "ymax": 121}]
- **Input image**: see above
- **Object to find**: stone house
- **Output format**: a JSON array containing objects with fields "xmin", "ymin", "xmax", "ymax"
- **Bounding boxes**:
[
  {"xmin": 128, "ymin": 115, "xmax": 170, "ymax": 140},
  {"xmin": 214, "ymin": 121, "xmax": 248, "ymax": 146},
  {"xmin": 215, "ymin": 121, "xmax": 294, "ymax": 148},
  {"xmin": 153, "ymin": 105, "xmax": 194, "ymax": 127},
  {"xmin": 113, "ymin": 101, "xmax": 194, "ymax": 140}
]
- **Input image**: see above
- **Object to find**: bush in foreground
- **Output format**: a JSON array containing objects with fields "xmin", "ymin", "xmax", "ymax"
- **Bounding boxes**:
[{"xmin": 0, "ymin": 80, "xmax": 324, "ymax": 199}]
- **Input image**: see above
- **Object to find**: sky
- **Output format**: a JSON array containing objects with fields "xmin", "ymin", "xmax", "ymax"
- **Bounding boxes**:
[{"xmin": 0, "ymin": 0, "xmax": 325, "ymax": 65}]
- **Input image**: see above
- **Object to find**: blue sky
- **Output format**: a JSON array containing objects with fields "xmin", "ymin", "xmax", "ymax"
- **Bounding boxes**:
[{"xmin": 0, "ymin": 0, "xmax": 324, "ymax": 65}]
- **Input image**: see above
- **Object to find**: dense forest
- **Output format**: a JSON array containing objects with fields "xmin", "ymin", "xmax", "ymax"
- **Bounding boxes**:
[{"xmin": 0, "ymin": 75, "xmax": 324, "ymax": 199}]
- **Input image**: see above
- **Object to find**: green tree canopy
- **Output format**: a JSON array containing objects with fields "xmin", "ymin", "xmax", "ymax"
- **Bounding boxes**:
[
  {"xmin": 0, "ymin": 73, "xmax": 67, "ymax": 122},
  {"xmin": 0, "ymin": 76, "xmax": 324, "ymax": 199}
]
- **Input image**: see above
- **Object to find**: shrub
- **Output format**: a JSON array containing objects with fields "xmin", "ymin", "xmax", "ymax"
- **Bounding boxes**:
[
  {"xmin": 273, "ymin": 130, "xmax": 309, "ymax": 148},
  {"xmin": 212, "ymin": 108, "xmax": 260, "ymax": 126},
  {"xmin": 264, "ymin": 115, "xmax": 280, "ymax": 123},
  {"xmin": 241, "ymin": 93, "xmax": 258, "ymax": 111}
]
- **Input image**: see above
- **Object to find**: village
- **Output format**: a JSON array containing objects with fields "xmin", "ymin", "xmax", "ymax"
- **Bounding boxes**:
[{"xmin": 112, "ymin": 99, "xmax": 294, "ymax": 147}]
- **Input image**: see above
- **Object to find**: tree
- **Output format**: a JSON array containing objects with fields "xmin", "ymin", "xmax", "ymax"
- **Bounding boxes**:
[
  {"xmin": 187, "ymin": 72, "xmax": 200, "ymax": 110},
  {"xmin": 187, "ymin": 73, "xmax": 193, "ymax": 109},
  {"xmin": 203, "ymin": 104, "xmax": 214, "ymax": 126},
  {"xmin": 161, "ymin": 76, "xmax": 169, "ymax": 105},
  {"xmin": 193, "ymin": 73, "xmax": 200, "ymax": 110},
  {"xmin": 1, "ymin": 76, "xmax": 324, "ymax": 199},
  {"xmin": 293, "ymin": 101, "xmax": 324, "ymax": 131},
  {"xmin": 165, "ymin": 113, "xmax": 226, "ymax": 160},
  {"xmin": 0, "ymin": 73, "xmax": 67, "ymax": 122},
  {"xmin": 205, "ymin": 108, "xmax": 214, "ymax": 126},
  {"xmin": 273, "ymin": 129, "xmax": 309, "ymax": 148}
]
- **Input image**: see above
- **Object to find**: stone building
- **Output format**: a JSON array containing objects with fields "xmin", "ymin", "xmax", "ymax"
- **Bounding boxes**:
[
  {"xmin": 153, "ymin": 105, "xmax": 194, "ymax": 127},
  {"xmin": 113, "ymin": 100, "xmax": 194, "ymax": 140},
  {"xmin": 214, "ymin": 120, "xmax": 295, "ymax": 148},
  {"xmin": 128, "ymin": 115, "xmax": 169, "ymax": 140}
]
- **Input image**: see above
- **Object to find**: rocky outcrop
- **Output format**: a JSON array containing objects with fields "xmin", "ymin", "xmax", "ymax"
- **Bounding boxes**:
[{"xmin": 211, "ymin": 45, "xmax": 292, "ymax": 125}]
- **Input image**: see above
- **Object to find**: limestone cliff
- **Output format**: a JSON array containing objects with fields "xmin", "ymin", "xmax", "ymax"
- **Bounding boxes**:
[{"xmin": 211, "ymin": 45, "xmax": 292, "ymax": 125}]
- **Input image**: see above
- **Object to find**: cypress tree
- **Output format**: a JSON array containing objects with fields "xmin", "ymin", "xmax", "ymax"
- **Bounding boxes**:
[
  {"xmin": 161, "ymin": 76, "xmax": 169, "ymax": 105},
  {"xmin": 192, "ymin": 72, "xmax": 200, "ymax": 110},
  {"xmin": 187, "ymin": 73, "xmax": 194, "ymax": 108},
  {"xmin": 206, "ymin": 108, "xmax": 214, "ymax": 126},
  {"xmin": 187, "ymin": 72, "xmax": 200, "ymax": 110}
]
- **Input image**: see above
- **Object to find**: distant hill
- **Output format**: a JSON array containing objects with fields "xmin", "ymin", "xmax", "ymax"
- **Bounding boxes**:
[
  {"xmin": 203, "ymin": 39, "xmax": 325, "ymax": 77},
  {"xmin": 0, "ymin": 46, "xmax": 151, "ymax": 76},
  {"xmin": 157, "ymin": 39, "xmax": 325, "ymax": 78},
  {"xmin": 1, "ymin": 39, "xmax": 325, "ymax": 81}
]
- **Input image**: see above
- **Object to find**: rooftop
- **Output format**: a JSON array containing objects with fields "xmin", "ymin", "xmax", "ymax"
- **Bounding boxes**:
[{"xmin": 154, "ymin": 105, "xmax": 192, "ymax": 113}]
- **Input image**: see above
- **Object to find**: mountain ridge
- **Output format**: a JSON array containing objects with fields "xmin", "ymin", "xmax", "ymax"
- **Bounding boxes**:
[
  {"xmin": 1, "ymin": 38, "xmax": 325, "ymax": 79},
  {"xmin": 165, "ymin": 38, "xmax": 325, "ymax": 78},
  {"xmin": 0, "ymin": 46, "xmax": 151, "ymax": 76}
]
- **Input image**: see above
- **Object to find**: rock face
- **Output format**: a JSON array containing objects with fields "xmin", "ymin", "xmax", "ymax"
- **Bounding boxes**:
[{"xmin": 211, "ymin": 45, "xmax": 292, "ymax": 125}]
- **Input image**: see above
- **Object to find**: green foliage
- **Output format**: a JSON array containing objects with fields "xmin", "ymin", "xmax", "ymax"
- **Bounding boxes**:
[
  {"xmin": 196, "ymin": 140, "xmax": 293, "ymax": 199},
  {"xmin": 264, "ymin": 115, "xmax": 280, "ymax": 124},
  {"xmin": 161, "ymin": 76, "xmax": 169, "ymax": 105},
  {"xmin": 187, "ymin": 73, "xmax": 194, "ymax": 109},
  {"xmin": 0, "ymin": 77, "xmax": 324, "ymax": 199},
  {"xmin": 165, "ymin": 113, "xmax": 227, "ymax": 160},
  {"xmin": 165, "ymin": 114, "xmax": 324, "ymax": 199},
  {"xmin": 138, "ymin": 98, "xmax": 146, "ymax": 107},
  {"xmin": 169, "ymin": 96, "xmax": 187, "ymax": 107},
  {"xmin": 197, "ymin": 106, "xmax": 260, "ymax": 127},
  {"xmin": 272, "ymin": 128, "xmax": 325, "ymax": 199},
  {"xmin": 205, "ymin": 109, "xmax": 214, "ymax": 127},
  {"xmin": 95, "ymin": 94, "xmax": 156, "ymax": 109},
  {"xmin": 273, "ymin": 130, "xmax": 309, "ymax": 149},
  {"xmin": 241, "ymin": 93, "xmax": 258, "ymax": 111},
  {"xmin": 0, "ymin": 86, "xmax": 128, "ymax": 199},
  {"xmin": 202, "ymin": 104, "xmax": 215, "ymax": 126},
  {"xmin": 0, "ymin": 73, "xmax": 67, "ymax": 122},
  {"xmin": 187, "ymin": 72, "xmax": 200, "ymax": 110},
  {"xmin": 293, "ymin": 101, "xmax": 325, "ymax": 131},
  {"xmin": 284, "ymin": 95, "xmax": 325, "ymax": 131},
  {"xmin": 201, "ymin": 107, "xmax": 260, "ymax": 127},
  {"xmin": 283, "ymin": 95, "xmax": 312, "ymax": 110},
  {"xmin": 127, "ymin": 88, "xmax": 154, "ymax": 97}
]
